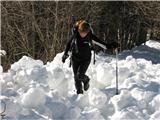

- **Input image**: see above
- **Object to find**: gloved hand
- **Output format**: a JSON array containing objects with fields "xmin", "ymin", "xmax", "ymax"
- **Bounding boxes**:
[{"xmin": 62, "ymin": 54, "xmax": 69, "ymax": 63}]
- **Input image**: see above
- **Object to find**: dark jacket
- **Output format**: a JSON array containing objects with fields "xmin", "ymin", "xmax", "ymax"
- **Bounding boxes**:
[{"xmin": 64, "ymin": 32, "xmax": 107, "ymax": 61}]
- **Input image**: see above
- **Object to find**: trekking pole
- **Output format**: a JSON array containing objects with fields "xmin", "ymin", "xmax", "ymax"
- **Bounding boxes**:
[
  {"xmin": 0, "ymin": 101, "xmax": 6, "ymax": 119},
  {"xmin": 68, "ymin": 15, "xmax": 75, "ymax": 68},
  {"xmin": 69, "ymin": 57, "xmax": 72, "ymax": 67},
  {"xmin": 115, "ymin": 48, "xmax": 119, "ymax": 95},
  {"xmin": 93, "ymin": 50, "xmax": 96, "ymax": 65}
]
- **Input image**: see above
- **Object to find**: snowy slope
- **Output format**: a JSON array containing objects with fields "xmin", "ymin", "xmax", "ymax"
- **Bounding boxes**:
[{"xmin": 0, "ymin": 40, "xmax": 160, "ymax": 120}]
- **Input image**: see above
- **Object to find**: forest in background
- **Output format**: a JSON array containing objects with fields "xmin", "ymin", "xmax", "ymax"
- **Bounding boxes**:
[{"xmin": 1, "ymin": 1, "xmax": 160, "ymax": 71}]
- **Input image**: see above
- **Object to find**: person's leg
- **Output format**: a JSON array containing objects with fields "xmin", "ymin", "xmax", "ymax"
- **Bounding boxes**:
[
  {"xmin": 71, "ymin": 57, "xmax": 83, "ymax": 94},
  {"xmin": 83, "ymin": 75, "xmax": 90, "ymax": 91},
  {"xmin": 74, "ymin": 76, "xmax": 83, "ymax": 94},
  {"xmin": 71, "ymin": 57, "xmax": 79, "ymax": 75},
  {"xmin": 76, "ymin": 59, "xmax": 91, "ymax": 91}
]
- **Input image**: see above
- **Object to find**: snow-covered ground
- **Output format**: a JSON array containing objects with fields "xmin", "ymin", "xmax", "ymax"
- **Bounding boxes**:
[{"xmin": 0, "ymin": 40, "xmax": 160, "ymax": 120}]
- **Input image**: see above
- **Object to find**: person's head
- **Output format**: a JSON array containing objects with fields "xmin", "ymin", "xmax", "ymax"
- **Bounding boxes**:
[{"xmin": 76, "ymin": 20, "xmax": 91, "ymax": 38}]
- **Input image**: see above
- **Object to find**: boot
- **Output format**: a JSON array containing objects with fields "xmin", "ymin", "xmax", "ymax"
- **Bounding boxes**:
[{"xmin": 77, "ymin": 89, "xmax": 83, "ymax": 94}]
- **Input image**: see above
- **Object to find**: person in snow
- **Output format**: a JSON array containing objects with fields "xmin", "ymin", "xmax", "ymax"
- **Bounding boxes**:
[{"xmin": 62, "ymin": 20, "xmax": 118, "ymax": 94}]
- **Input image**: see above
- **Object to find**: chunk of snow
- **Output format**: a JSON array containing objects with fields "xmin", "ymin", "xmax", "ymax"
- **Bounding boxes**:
[{"xmin": 21, "ymin": 87, "xmax": 46, "ymax": 108}]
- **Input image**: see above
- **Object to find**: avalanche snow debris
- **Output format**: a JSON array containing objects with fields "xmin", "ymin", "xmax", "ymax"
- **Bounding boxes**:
[{"xmin": 1, "ymin": 40, "xmax": 160, "ymax": 119}]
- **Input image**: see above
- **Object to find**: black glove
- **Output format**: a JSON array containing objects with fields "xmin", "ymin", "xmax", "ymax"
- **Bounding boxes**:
[{"xmin": 62, "ymin": 54, "xmax": 69, "ymax": 63}]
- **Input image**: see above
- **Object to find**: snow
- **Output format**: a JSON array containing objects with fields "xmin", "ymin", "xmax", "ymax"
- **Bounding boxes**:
[
  {"xmin": 1, "ymin": 40, "xmax": 160, "ymax": 120},
  {"xmin": 0, "ymin": 50, "xmax": 6, "ymax": 56},
  {"xmin": 21, "ymin": 87, "xmax": 46, "ymax": 108}
]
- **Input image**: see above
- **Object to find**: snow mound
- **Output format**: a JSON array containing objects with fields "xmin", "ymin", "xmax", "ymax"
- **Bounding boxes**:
[
  {"xmin": 1, "ymin": 40, "xmax": 160, "ymax": 119},
  {"xmin": 11, "ymin": 56, "xmax": 43, "ymax": 71}
]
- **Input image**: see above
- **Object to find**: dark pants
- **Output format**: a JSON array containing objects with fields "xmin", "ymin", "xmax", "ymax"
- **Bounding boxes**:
[{"xmin": 71, "ymin": 56, "xmax": 91, "ymax": 92}]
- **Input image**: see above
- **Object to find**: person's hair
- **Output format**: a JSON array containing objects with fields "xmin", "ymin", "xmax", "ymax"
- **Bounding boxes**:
[{"xmin": 76, "ymin": 20, "xmax": 90, "ymax": 33}]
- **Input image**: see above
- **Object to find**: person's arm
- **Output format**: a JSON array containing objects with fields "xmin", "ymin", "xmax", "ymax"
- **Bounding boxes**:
[
  {"xmin": 91, "ymin": 33, "xmax": 119, "ymax": 49},
  {"xmin": 91, "ymin": 33, "xmax": 107, "ymax": 49},
  {"xmin": 62, "ymin": 35, "xmax": 74, "ymax": 63},
  {"xmin": 64, "ymin": 35, "xmax": 74, "ymax": 55}
]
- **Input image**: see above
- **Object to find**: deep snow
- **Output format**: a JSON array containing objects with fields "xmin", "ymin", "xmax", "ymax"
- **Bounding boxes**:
[{"xmin": 0, "ymin": 40, "xmax": 160, "ymax": 120}]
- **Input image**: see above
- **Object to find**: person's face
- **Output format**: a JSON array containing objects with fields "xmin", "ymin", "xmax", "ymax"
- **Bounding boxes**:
[{"xmin": 78, "ymin": 31, "xmax": 88, "ymax": 38}]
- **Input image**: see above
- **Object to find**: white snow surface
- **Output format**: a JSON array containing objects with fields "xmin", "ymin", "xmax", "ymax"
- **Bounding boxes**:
[
  {"xmin": 0, "ymin": 50, "xmax": 6, "ymax": 56},
  {"xmin": 0, "ymin": 40, "xmax": 160, "ymax": 120}
]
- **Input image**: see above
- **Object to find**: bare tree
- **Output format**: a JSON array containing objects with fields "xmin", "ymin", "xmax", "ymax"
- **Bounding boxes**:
[{"xmin": 1, "ymin": 1, "xmax": 160, "ymax": 71}]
